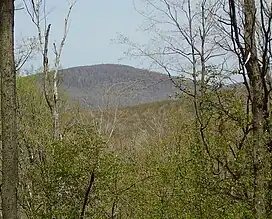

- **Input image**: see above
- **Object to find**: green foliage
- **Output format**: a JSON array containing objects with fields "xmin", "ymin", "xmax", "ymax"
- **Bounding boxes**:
[
  {"xmin": 15, "ymin": 74, "xmax": 264, "ymax": 218},
  {"xmin": 17, "ymin": 76, "xmax": 106, "ymax": 218}
]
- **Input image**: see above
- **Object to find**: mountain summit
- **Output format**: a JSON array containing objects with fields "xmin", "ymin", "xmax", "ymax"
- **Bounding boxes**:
[{"xmin": 59, "ymin": 64, "xmax": 178, "ymax": 108}]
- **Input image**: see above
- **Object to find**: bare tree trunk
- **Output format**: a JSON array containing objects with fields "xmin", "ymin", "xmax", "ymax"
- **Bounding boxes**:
[
  {"xmin": 243, "ymin": 0, "xmax": 266, "ymax": 216},
  {"xmin": 0, "ymin": 0, "xmax": 18, "ymax": 218},
  {"xmin": 227, "ymin": 0, "xmax": 270, "ymax": 215},
  {"xmin": 52, "ymin": 69, "xmax": 60, "ymax": 139},
  {"xmin": 22, "ymin": 0, "xmax": 76, "ymax": 140}
]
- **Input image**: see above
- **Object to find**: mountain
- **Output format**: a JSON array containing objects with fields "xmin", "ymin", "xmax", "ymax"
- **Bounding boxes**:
[{"xmin": 58, "ymin": 64, "xmax": 179, "ymax": 108}]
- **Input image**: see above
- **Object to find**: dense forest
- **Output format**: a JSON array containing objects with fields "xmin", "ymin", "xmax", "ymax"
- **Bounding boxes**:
[{"xmin": 1, "ymin": 0, "xmax": 272, "ymax": 218}]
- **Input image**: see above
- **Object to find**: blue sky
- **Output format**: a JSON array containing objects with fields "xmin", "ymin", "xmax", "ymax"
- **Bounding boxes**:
[{"xmin": 15, "ymin": 0, "xmax": 149, "ymax": 70}]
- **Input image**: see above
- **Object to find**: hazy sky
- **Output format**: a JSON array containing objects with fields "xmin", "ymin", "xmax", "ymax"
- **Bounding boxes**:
[{"xmin": 15, "ymin": 0, "xmax": 149, "ymax": 70}]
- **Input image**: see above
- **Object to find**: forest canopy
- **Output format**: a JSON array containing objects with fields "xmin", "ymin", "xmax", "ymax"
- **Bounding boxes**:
[{"xmin": 1, "ymin": 0, "xmax": 272, "ymax": 218}]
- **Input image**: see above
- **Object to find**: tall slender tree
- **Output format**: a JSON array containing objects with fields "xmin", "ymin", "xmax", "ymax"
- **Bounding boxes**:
[
  {"xmin": 22, "ymin": 0, "xmax": 76, "ymax": 140},
  {"xmin": 0, "ymin": 0, "xmax": 18, "ymax": 218},
  {"xmin": 227, "ymin": 0, "xmax": 272, "ymax": 216}
]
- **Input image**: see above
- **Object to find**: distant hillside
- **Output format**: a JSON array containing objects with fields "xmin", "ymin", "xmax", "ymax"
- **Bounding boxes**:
[{"xmin": 58, "ymin": 64, "xmax": 179, "ymax": 108}]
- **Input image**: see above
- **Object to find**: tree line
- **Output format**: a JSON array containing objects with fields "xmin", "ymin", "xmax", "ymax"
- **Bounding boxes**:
[{"xmin": 1, "ymin": 0, "xmax": 272, "ymax": 218}]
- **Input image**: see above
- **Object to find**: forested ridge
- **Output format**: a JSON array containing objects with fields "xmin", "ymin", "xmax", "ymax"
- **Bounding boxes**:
[
  {"xmin": 1, "ymin": 0, "xmax": 272, "ymax": 218},
  {"xmin": 53, "ymin": 64, "xmax": 178, "ymax": 108}
]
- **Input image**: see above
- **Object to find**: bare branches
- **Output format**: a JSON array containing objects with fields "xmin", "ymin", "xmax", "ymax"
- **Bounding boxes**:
[
  {"xmin": 15, "ymin": 37, "xmax": 38, "ymax": 73},
  {"xmin": 225, "ymin": 0, "xmax": 272, "ymax": 215},
  {"xmin": 22, "ymin": 0, "xmax": 44, "ymax": 52},
  {"xmin": 122, "ymin": 1, "xmax": 272, "ymax": 215},
  {"xmin": 51, "ymin": 0, "xmax": 76, "ymax": 139},
  {"xmin": 23, "ymin": 0, "xmax": 77, "ymax": 139},
  {"xmin": 123, "ymin": 0, "xmax": 224, "ymax": 87}
]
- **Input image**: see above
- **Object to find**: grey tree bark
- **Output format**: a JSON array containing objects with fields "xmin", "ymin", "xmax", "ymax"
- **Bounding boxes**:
[
  {"xmin": 228, "ymin": 0, "xmax": 271, "ymax": 216},
  {"xmin": 244, "ymin": 0, "xmax": 266, "ymax": 215},
  {"xmin": 0, "ymin": 0, "xmax": 18, "ymax": 218},
  {"xmin": 22, "ymin": 0, "xmax": 76, "ymax": 140}
]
